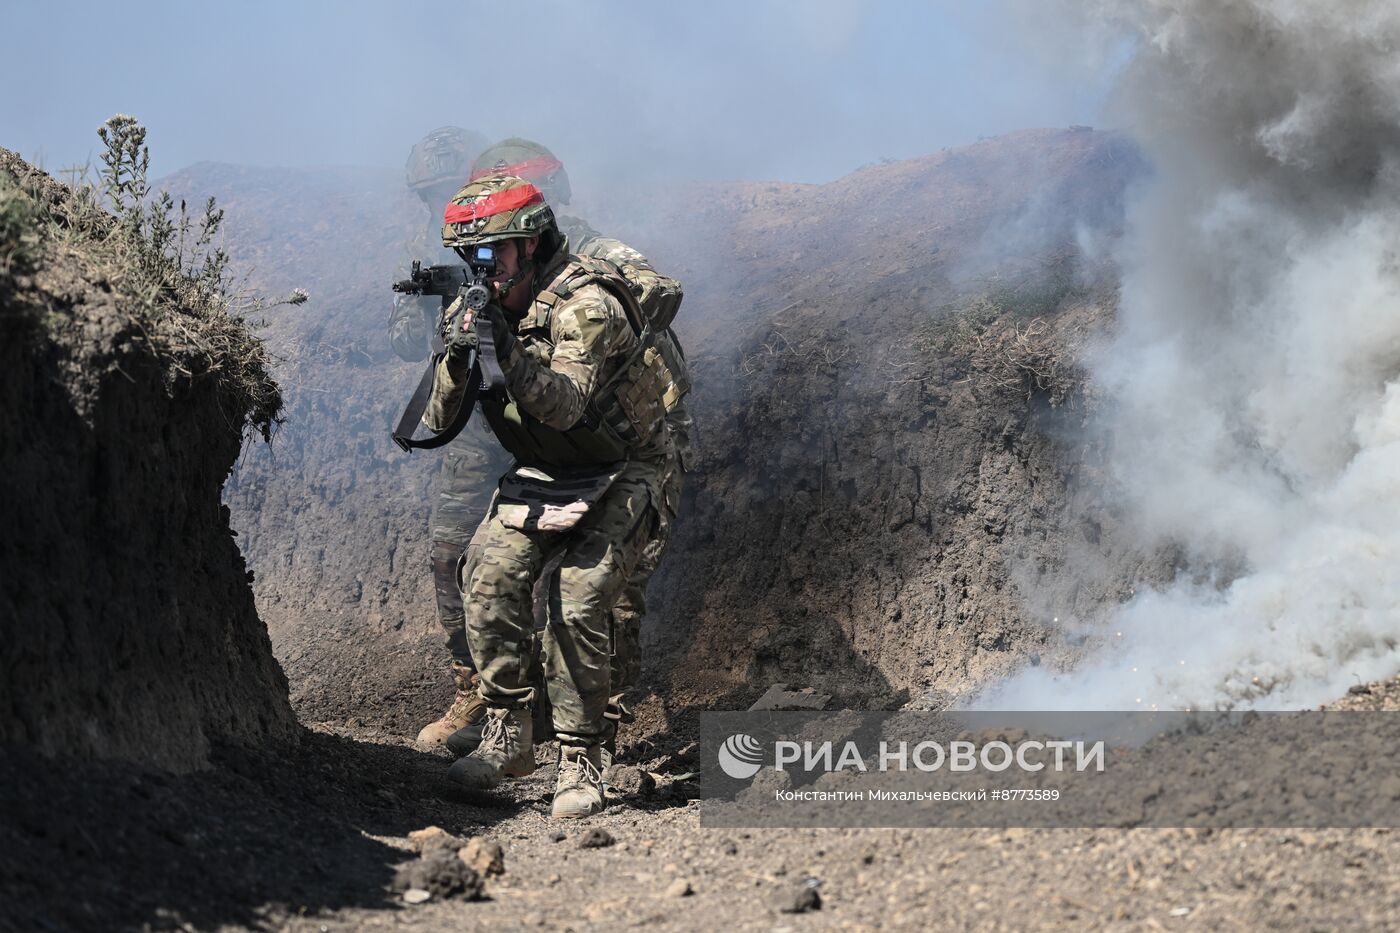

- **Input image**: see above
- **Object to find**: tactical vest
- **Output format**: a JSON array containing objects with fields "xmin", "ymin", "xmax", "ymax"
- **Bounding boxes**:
[{"xmin": 478, "ymin": 256, "xmax": 686, "ymax": 468}]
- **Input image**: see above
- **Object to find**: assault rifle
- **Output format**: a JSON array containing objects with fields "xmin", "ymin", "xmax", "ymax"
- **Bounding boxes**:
[{"xmin": 390, "ymin": 246, "xmax": 498, "ymax": 452}]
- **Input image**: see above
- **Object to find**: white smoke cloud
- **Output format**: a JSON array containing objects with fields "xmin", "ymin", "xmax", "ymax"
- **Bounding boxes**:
[{"xmin": 986, "ymin": 0, "xmax": 1400, "ymax": 710}]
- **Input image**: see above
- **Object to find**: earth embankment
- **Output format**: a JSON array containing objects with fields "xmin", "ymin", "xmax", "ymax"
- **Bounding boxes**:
[{"xmin": 0, "ymin": 150, "xmax": 295, "ymax": 771}]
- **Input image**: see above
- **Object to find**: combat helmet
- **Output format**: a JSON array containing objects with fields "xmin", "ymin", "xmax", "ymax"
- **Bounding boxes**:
[
  {"xmin": 442, "ymin": 173, "xmax": 558, "ymax": 249},
  {"xmin": 406, "ymin": 126, "xmax": 485, "ymax": 195},
  {"xmin": 470, "ymin": 137, "xmax": 571, "ymax": 205}
]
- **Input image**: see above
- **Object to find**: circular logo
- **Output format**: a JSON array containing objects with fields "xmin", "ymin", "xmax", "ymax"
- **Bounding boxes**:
[{"xmin": 718, "ymin": 733, "xmax": 764, "ymax": 779}]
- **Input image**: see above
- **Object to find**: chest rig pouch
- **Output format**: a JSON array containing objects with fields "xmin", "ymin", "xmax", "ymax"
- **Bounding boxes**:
[{"xmin": 478, "ymin": 256, "xmax": 683, "ymax": 468}]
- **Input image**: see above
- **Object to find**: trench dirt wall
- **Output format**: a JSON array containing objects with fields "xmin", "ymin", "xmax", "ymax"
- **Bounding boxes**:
[{"xmin": 0, "ymin": 151, "xmax": 296, "ymax": 771}]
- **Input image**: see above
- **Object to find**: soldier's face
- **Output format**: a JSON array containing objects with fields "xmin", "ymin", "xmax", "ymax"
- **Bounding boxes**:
[{"xmin": 489, "ymin": 237, "xmax": 539, "ymax": 285}]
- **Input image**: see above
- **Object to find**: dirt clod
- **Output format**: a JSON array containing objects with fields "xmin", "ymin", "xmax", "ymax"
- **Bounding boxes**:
[
  {"xmin": 408, "ymin": 826, "xmax": 461, "ymax": 854},
  {"xmin": 579, "ymin": 828, "xmax": 615, "ymax": 849},
  {"xmin": 460, "ymin": 836, "xmax": 505, "ymax": 876},
  {"xmin": 392, "ymin": 852, "xmax": 484, "ymax": 902},
  {"xmin": 608, "ymin": 765, "xmax": 656, "ymax": 797}
]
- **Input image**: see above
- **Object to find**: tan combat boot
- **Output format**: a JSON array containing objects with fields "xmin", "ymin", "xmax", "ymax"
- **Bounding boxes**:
[
  {"xmin": 447, "ymin": 708, "xmax": 536, "ymax": 788},
  {"xmin": 552, "ymin": 745, "xmax": 606, "ymax": 819},
  {"xmin": 416, "ymin": 662, "xmax": 487, "ymax": 747}
]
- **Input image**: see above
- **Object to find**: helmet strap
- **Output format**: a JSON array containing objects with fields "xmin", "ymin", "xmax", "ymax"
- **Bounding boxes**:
[{"xmin": 496, "ymin": 255, "xmax": 536, "ymax": 309}]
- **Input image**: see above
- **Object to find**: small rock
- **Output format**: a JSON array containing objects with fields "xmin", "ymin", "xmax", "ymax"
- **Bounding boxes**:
[
  {"xmin": 749, "ymin": 683, "xmax": 831, "ymax": 712},
  {"xmin": 1349, "ymin": 684, "xmax": 1372, "ymax": 696},
  {"xmin": 720, "ymin": 840, "xmax": 739, "ymax": 856},
  {"xmin": 402, "ymin": 888, "xmax": 431, "ymax": 905},
  {"xmin": 665, "ymin": 878, "xmax": 693, "ymax": 897},
  {"xmin": 459, "ymin": 837, "xmax": 505, "ymax": 876},
  {"xmin": 547, "ymin": 873, "xmax": 562, "ymax": 885},
  {"xmin": 1169, "ymin": 907, "xmax": 1191, "ymax": 917},
  {"xmin": 550, "ymin": 831, "xmax": 567, "ymax": 843},
  {"xmin": 579, "ymin": 828, "xmax": 615, "ymax": 849},
  {"xmin": 774, "ymin": 883, "xmax": 822, "ymax": 914}
]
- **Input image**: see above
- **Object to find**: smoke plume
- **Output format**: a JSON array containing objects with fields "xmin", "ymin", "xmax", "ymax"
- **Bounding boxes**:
[{"xmin": 989, "ymin": 0, "xmax": 1400, "ymax": 710}]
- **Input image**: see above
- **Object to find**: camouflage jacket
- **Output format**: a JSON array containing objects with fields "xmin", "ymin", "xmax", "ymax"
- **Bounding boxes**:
[
  {"xmin": 402, "ymin": 212, "xmax": 695, "ymax": 467},
  {"xmin": 424, "ymin": 248, "xmax": 673, "ymax": 465}
]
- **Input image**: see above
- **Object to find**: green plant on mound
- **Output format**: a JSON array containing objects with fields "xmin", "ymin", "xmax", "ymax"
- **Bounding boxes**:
[
  {"xmin": 0, "ymin": 172, "xmax": 42, "ymax": 283},
  {"xmin": 4, "ymin": 115, "xmax": 301, "ymax": 440}
]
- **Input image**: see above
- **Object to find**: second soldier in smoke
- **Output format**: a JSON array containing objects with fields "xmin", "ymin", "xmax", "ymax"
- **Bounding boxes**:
[{"xmin": 390, "ymin": 127, "xmax": 504, "ymax": 751}]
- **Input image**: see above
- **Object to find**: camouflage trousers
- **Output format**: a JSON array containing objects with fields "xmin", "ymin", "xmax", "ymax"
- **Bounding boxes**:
[
  {"xmin": 431, "ymin": 424, "xmax": 509, "ymax": 667},
  {"xmin": 460, "ymin": 460, "xmax": 662, "ymax": 746},
  {"xmin": 608, "ymin": 461, "xmax": 683, "ymax": 702}
]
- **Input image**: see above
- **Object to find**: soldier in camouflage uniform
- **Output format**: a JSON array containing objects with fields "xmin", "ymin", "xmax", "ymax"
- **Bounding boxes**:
[
  {"xmin": 423, "ymin": 172, "xmax": 684, "ymax": 819},
  {"xmin": 386, "ymin": 127, "xmax": 512, "ymax": 749},
  {"xmin": 461, "ymin": 141, "xmax": 693, "ymax": 771}
]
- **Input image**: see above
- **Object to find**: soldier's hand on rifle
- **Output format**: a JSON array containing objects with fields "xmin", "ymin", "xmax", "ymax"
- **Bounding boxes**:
[
  {"xmin": 478, "ymin": 302, "xmax": 518, "ymax": 362},
  {"xmin": 443, "ymin": 304, "xmax": 478, "ymax": 375}
]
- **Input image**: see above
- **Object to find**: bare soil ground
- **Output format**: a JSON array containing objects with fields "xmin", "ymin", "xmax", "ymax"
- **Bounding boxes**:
[{"xmin": 9, "ymin": 683, "xmax": 1400, "ymax": 932}]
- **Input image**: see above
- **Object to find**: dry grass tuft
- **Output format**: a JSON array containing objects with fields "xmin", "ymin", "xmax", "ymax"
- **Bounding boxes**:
[
  {"xmin": 916, "ymin": 293, "xmax": 1085, "ymax": 405},
  {"xmin": 1, "ymin": 116, "xmax": 285, "ymax": 439}
]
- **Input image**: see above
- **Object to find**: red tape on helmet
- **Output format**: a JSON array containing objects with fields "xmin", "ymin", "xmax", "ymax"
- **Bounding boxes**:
[
  {"xmin": 444, "ymin": 183, "xmax": 545, "ymax": 225},
  {"xmin": 469, "ymin": 156, "xmax": 564, "ymax": 184}
]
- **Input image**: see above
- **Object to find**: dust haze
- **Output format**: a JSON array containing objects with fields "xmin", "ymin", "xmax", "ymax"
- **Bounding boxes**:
[{"xmin": 986, "ymin": 0, "xmax": 1400, "ymax": 711}]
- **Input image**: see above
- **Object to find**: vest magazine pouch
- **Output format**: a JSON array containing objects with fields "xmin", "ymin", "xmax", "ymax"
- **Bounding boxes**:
[
  {"xmin": 613, "ymin": 347, "xmax": 672, "ymax": 445},
  {"xmin": 493, "ymin": 462, "xmax": 625, "ymax": 533}
]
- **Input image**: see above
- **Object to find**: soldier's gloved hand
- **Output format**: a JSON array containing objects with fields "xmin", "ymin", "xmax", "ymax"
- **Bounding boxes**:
[
  {"xmin": 478, "ymin": 302, "xmax": 520, "ymax": 367},
  {"xmin": 443, "ymin": 311, "xmax": 477, "ymax": 376}
]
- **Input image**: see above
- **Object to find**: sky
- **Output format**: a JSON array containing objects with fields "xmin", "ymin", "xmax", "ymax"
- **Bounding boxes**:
[{"xmin": 1, "ymin": 0, "xmax": 1119, "ymax": 187}]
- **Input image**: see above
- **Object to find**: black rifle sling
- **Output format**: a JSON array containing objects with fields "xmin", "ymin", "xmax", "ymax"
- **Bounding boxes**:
[
  {"xmin": 474, "ymin": 311, "xmax": 508, "ymax": 393},
  {"xmin": 392, "ymin": 353, "xmax": 481, "ymax": 452}
]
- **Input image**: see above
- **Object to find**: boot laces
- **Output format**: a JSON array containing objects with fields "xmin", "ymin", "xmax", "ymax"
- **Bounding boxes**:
[
  {"xmin": 478, "ymin": 713, "xmax": 510, "ymax": 755},
  {"xmin": 448, "ymin": 690, "xmax": 475, "ymax": 717},
  {"xmin": 562, "ymin": 748, "xmax": 603, "ymax": 788}
]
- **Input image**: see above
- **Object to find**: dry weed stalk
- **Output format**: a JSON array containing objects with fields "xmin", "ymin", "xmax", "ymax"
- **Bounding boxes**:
[{"xmin": 2, "ymin": 115, "xmax": 306, "ymax": 439}]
